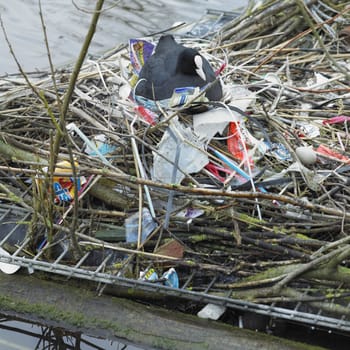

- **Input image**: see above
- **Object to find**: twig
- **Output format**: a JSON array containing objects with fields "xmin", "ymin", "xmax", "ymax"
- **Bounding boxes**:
[{"xmin": 52, "ymin": 0, "xmax": 105, "ymax": 164}]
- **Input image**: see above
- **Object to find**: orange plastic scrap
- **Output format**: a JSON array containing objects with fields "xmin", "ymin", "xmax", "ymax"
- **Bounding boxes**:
[
  {"xmin": 227, "ymin": 121, "xmax": 252, "ymax": 165},
  {"xmin": 316, "ymin": 144, "xmax": 350, "ymax": 163}
]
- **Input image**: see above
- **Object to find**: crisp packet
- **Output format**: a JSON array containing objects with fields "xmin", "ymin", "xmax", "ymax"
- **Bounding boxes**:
[
  {"xmin": 139, "ymin": 267, "xmax": 159, "ymax": 282},
  {"xmin": 139, "ymin": 267, "xmax": 179, "ymax": 288},
  {"xmin": 37, "ymin": 161, "xmax": 83, "ymax": 205},
  {"xmin": 52, "ymin": 161, "xmax": 82, "ymax": 204},
  {"xmin": 129, "ymin": 39, "xmax": 154, "ymax": 76}
]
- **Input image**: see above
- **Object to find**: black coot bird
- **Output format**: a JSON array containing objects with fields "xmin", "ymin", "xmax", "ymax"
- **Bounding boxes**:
[{"xmin": 135, "ymin": 35, "xmax": 222, "ymax": 101}]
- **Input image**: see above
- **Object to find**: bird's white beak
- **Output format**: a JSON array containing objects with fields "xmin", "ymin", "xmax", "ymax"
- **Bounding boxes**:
[{"xmin": 194, "ymin": 55, "xmax": 206, "ymax": 81}]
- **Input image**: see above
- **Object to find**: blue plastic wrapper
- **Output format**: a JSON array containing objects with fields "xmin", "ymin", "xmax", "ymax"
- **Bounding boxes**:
[
  {"xmin": 125, "ymin": 208, "xmax": 157, "ymax": 244},
  {"xmin": 267, "ymin": 142, "xmax": 292, "ymax": 161},
  {"xmin": 139, "ymin": 267, "xmax": 179, "ymax": 288},
  {"xmin": 134, "ymin": 94, "xmax": 170, "ymax": 112},
  {"xmin": 85, "ymin": 134, "xmax": 116, "ymax": 158},
  {"xmin": 162, "ymin": 268, "xmax": 179, "ymax": 288}
]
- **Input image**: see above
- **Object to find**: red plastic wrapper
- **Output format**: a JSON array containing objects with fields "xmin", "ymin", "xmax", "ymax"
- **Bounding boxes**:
[
  {"xmin": 205, "ymin": 162, "xmax": 231, "ymax": 183},
  {"xmin": 322, "ymin": 115, "xmax": 350, "ymax": 125},
  {"xmin": 134, "ymin": 105, "xmax": 158, "ymax": 125},
  {"xmin": 316, "ymin": 144, "xmax": 350, "ymax": 163},
  {"xmin": 215, "ymin": 62, "xmax": 226, "ymax": 76}
]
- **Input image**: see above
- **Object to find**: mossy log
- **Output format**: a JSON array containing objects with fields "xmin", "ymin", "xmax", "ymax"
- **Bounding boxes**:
[{"xmin": 221, "ymin": 246, "xmax": 350, "ymax": 313}]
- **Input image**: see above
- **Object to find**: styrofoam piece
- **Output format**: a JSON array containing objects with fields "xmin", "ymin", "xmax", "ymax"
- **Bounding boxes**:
[
  {"xmin": 197, "ymin": 303, "xmax": 226, "ymax": 320},
  {"xmin": 0, "ymin": 247, "xmax": 20, "ymax": 274}
]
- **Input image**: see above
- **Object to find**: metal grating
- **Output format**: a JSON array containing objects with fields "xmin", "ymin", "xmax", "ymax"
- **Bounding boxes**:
[{"xmin": 1, "ymin": 204, "xmax": 350, "ymax": 334}]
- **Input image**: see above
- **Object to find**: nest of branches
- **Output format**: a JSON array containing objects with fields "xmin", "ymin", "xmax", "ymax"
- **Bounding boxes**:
[{"xmin": 1, "ymin": 0, "xmax": 350, "ymax": 320}]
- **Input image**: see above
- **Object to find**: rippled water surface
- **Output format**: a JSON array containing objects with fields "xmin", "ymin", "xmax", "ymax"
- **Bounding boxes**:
[{"xmin": 0, "ymin": 0, "xmax": 242, "ymax": 74}]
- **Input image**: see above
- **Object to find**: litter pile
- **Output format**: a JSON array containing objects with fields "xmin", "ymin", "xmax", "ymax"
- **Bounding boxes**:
[{"xmin": 1, "ymin": 0, "xmax": 350, "ymax": 325}]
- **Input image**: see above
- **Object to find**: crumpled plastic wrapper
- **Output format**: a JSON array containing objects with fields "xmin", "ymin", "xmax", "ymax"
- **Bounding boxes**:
[{"xmin": 152, "ymin": 118, "xmax": 208, "ymax": 184}]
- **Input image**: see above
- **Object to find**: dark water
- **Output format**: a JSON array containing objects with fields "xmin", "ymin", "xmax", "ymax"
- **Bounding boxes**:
[
  {"xmin": 0, "ymin": 314, "xmax": 153, "ymax": 350},
  {"xmin": 0, "ymin": 0, "xmax": 242, "ymax": 74}
]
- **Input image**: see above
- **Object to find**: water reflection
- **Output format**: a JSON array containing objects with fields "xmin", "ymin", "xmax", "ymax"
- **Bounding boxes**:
[{"xmin": 0, "ymin": 314, "xmax": 148, "ymax": 350}]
